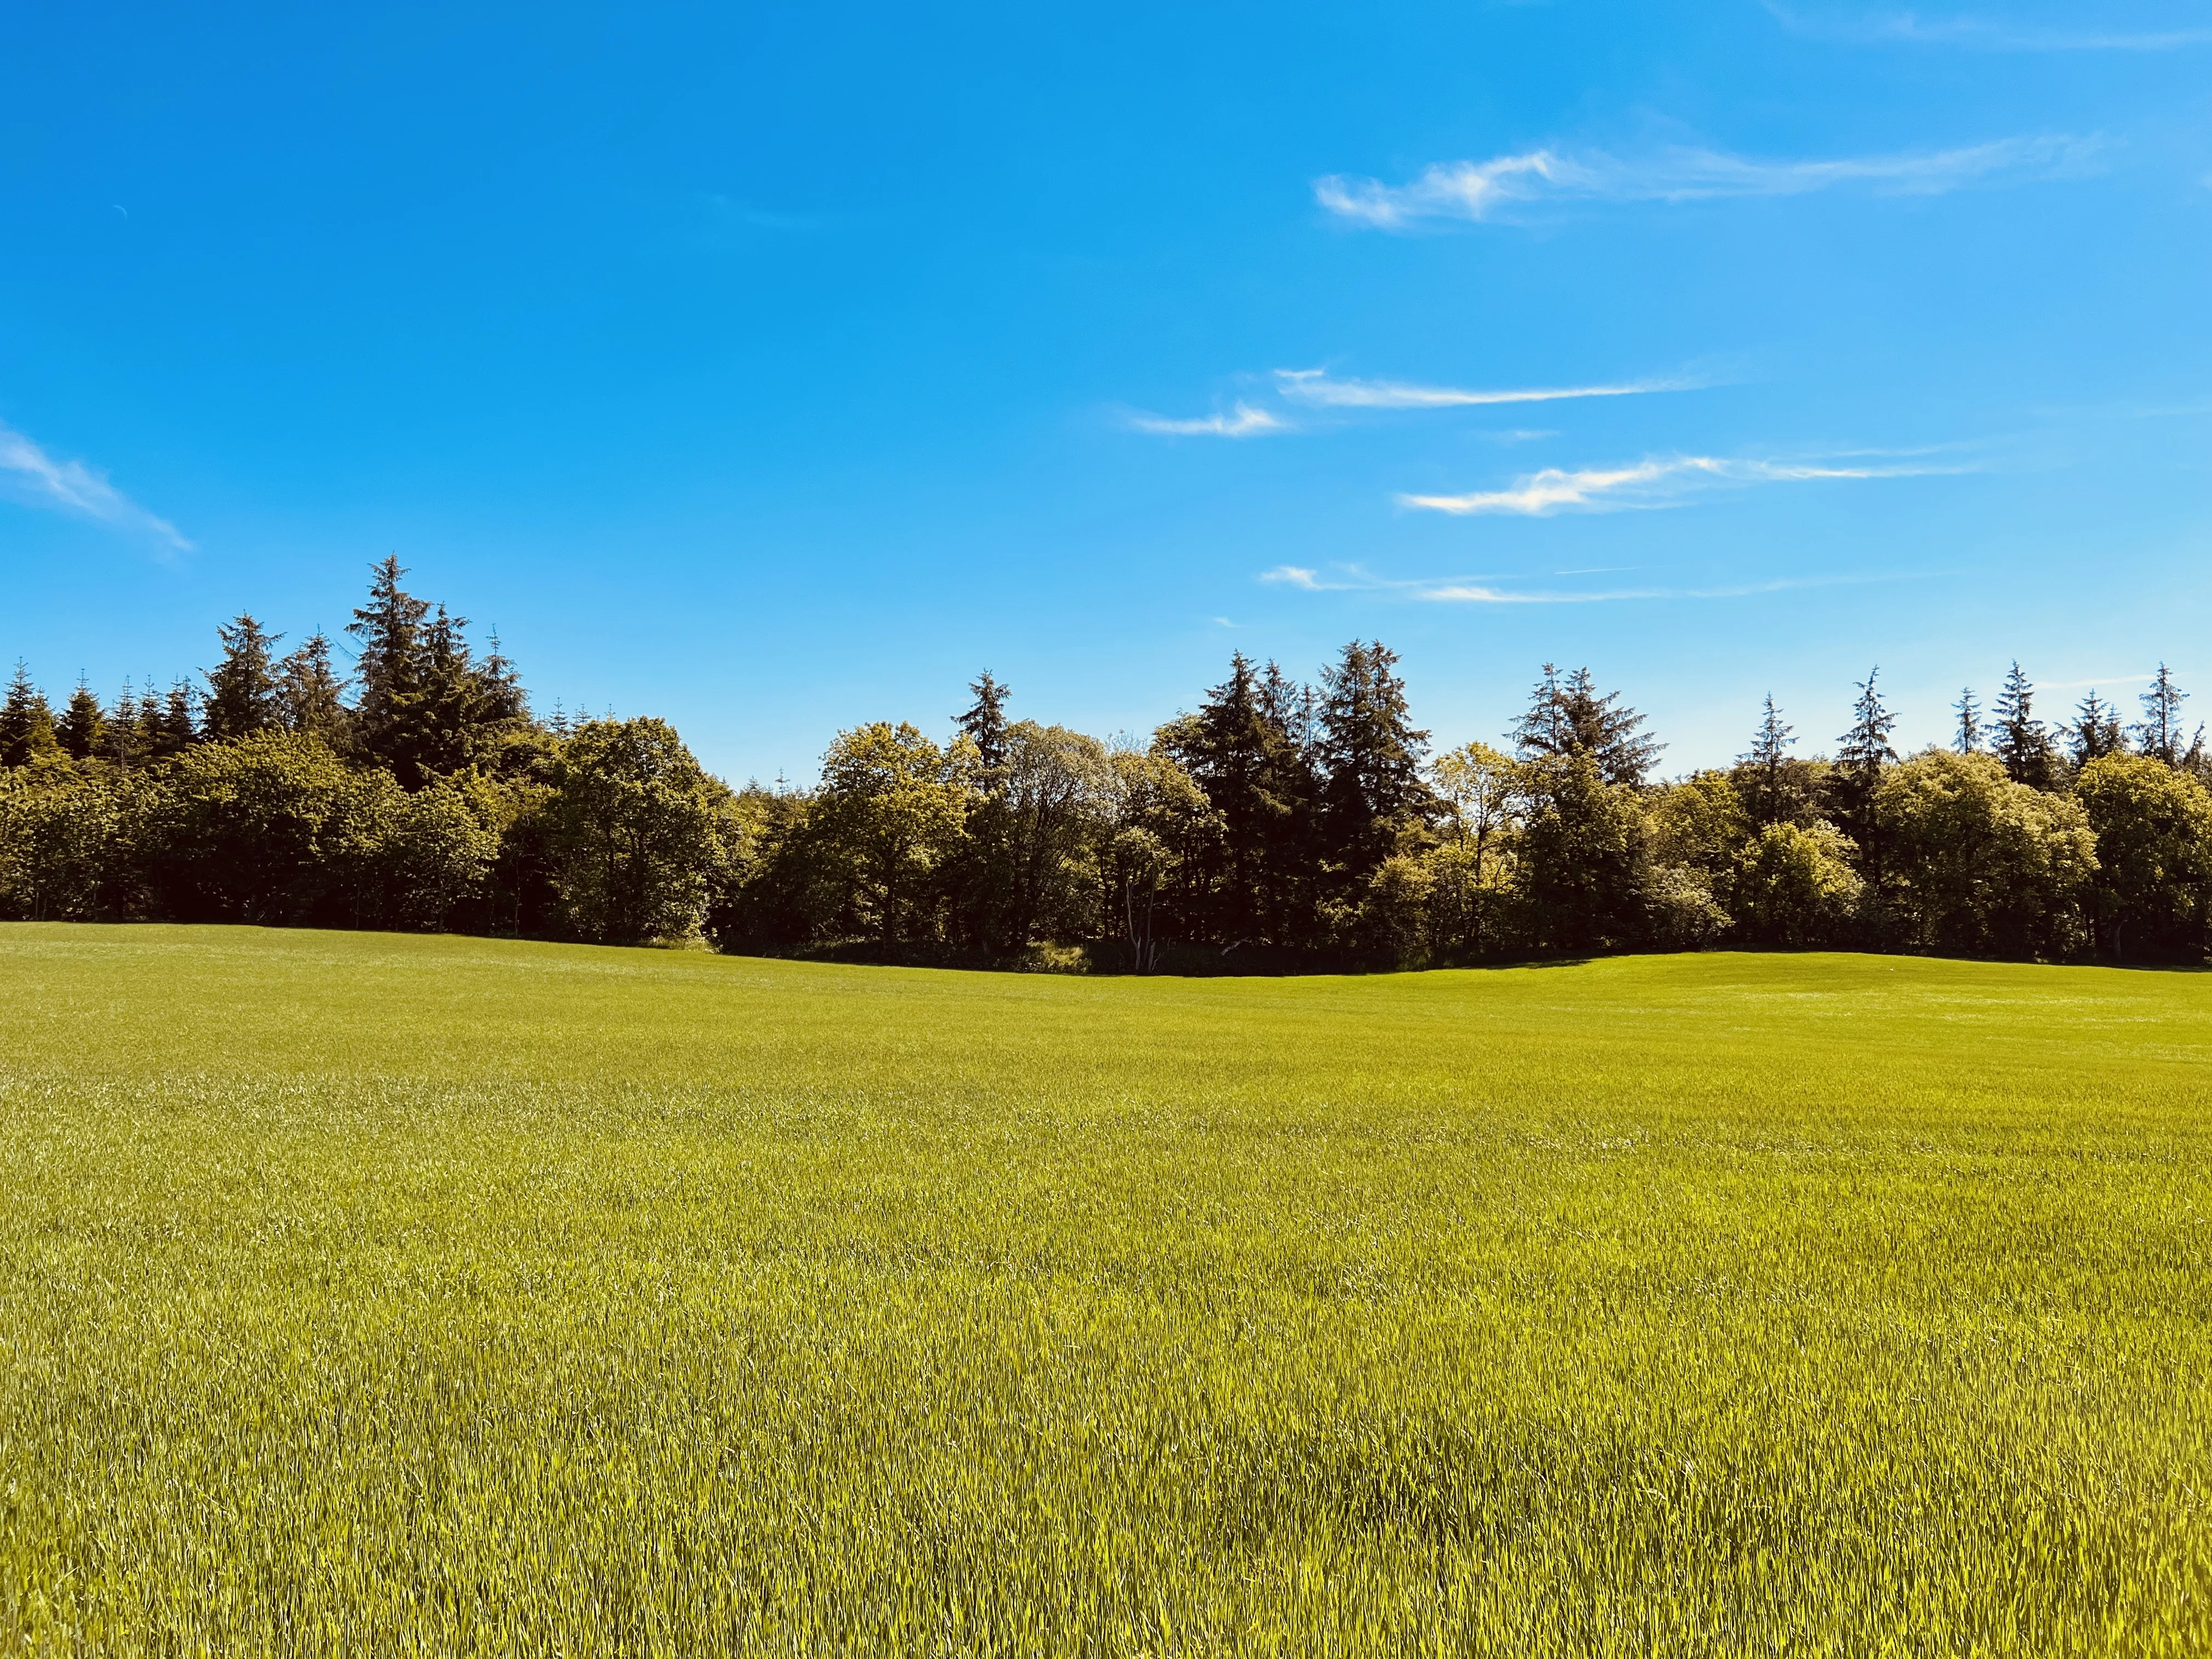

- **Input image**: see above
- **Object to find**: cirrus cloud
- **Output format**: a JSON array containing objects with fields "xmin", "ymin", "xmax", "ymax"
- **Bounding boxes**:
[
  {"xmin": 0, "ymin": 421, "xmax": 190, "ymax": 551},
  {"xmin": 1316, "ymin": 136, "xmax": 2101, "ymax": 228},
  {"xmin": 1125, "ymin": 402, "xmax": 1286, "ymax": 438},
  {"xmin": 1401, "ymin": 453, "xmax": 1965, "ymax": 516}
]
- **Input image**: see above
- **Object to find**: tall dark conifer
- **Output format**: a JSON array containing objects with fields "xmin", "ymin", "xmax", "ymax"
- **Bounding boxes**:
[
  {"xmin": 1512, "ymin": 664, "xmax": 1661, "ymax": 786},
  {"xmin": 2066, "ymin": 689, "xmax": 2125, "ymax": 766},
  {"xmin": 155, "ymin": 680, "xmax": 199, "ymax": 758},
  {"xmin": 57, "ymin": 682, "xmax": 105, "ymax": 760},
  {"xmin": 276, "ymin": 632, "xmax": 351, "ymax": 748},
  {"xmin": 202, "ymin": 614, "xmax": 283, "ymax": 742},
  {"xmin": 1739, "ymin": 693, "xmax": 1795, "ymax": 826},
  {"xmin": 956, "ymin": 672, "xmax": 1012, "ymax": 780},
  {"xmin": 1832, "ymin": 667, "xmax": 1898, "ymax": 873},
  {"xmin": 2134, "ymin": 664, "xmax": 2190, "ymax": 765},
  {"xmin": 0, "ymin": 663, "xmax": 59, "ymax": 767},
  {"xmin": 1953, "ymin": 686, "xmax": 1982, "ymax": 754},
  {"xmin": 1991, "ymin": 662, "xmax": 2058, "ymax": 789},
  {"xmin": 348, "ymin": 556, "xmax": 432, "ymax": 782},
  {"xmin": 1316, "ymin": 640, "xmax": 1434, "ymax": 892}
]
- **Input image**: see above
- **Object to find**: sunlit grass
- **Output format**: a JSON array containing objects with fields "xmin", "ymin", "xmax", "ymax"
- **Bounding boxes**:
[{"xmin": 2, "ymin": 924, "xmax": 2207, "ymax": 1653}]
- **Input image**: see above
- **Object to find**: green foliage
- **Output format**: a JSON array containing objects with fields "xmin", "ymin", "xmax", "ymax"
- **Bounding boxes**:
[
  {"xmin": 0, "ymin": 761, "xmax": 126, "ymax": 920},
  {"xmin": 544, "ymin": 718, "xmax": 729, "ymax": 944},
  {"xmin": 4, "ymin": 930, "xmax": 2208, "ymax": 1652},
  {"xmin": 1875, "ymin": 749, "xmax": 2096, "ymax": 959},
  {"xmin": 804, "ymin": 721, "xmax": 974, "ymax": 945},
  {"xmin": 1515, "ymin": 754, "xmax": 1650, "ymax": 953},
  {"xmin": 128, "ymin": 730, "xmax": 495, "ymax": 929},
  {"xmin": 1731, "ymin": 820, "xmax": 1865, "ymax": 946},
  {"xmin": 2072, "ymin": 753, "xmax": 2212, "ymax": 961},
  {"xmin": 19, "ymin": 585, "xmax": 2212, "ymax": 971}
]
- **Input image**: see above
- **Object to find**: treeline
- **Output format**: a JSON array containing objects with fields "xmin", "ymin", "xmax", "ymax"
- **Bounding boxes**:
[{"xmin": 7, "ymin": 561, "xmax": 2212, "ymax": 968}]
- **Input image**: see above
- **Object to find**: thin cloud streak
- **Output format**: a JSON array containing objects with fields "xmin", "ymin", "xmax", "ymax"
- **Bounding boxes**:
[
  {"xmin": 0, "ymin": 421, "xmax": 190, "ymax": 550},
  {"xmin": 1126, "ymin": 402, "xmax": 1285, "ymax": 438},
  {"xmin": 1316, "ymin": 136, "xmax": 2099, "ymax": 228},
  {"xmin": 1262, "ymin": 561, "xmax": 1897, "ymax": 605},
  {"xmin": 1273, "ymin": 368, "xmax": 1693, "ymax": 408},
  {"xmin": 1418, "ymin": 577, "xmax": 1843, "ymax": 603},
  {"xmin": 1763, "ymin": 4, "xmax": 2212, "ymax": 50},
  {"xmin": 1401, "ymin": 453, "xmax": 1965, "ymax": 516}
]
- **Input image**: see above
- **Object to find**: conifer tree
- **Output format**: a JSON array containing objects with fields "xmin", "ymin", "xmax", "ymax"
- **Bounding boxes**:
[
  {"xmin": 1832, "ymin": 667, "xmax": 1898, "ymax": 872},
  {"xmin": 1316, "ymin": 641, "xmax": 1435, "ymax": 892},
  {"xmin": 57, "ymin": 682, "xmax": 105, "ymax": 760},
  {"xmin": 1512, "ymin": 664, "xmax": 1661, "ymax": 786},
  {"xmin": 956, "ymin": 672, "xmax": 1012, "ymax": 780},
  {"xmin": 1991, "ymin": 662, "xmax": 2058, "ymax": 789},
  {"xmin": 2066, "ymin": 689, "xmax": 2125, "ymax": 768},
  {"xmin": 348, "ymin": 555, "xmax": 432, "ymax": 780},
  {"xmin": 202, "ymin": 614, "xmax": 283, "ymax": 741},
  {"xmin": 0, "ymin": 662, "xmax": 59, "ymax": 768},
  {"xmin": 155, "ymin": 680, "xmax": 199, "ymax": 758},
  {"xmin": 1953, "ymin": 686, "xmax": 1982, "ymax": 754},
  {"xmin": 276, "ymin": 632, "xmax": 351, "ymax": 748},
  {"xmin": 1739, "ymin": 693, "xmax": 1795, "ymax": 826},
  {"xmin": 1161, "ymin": 653, "xmax": 1317, "ymax": 941},
  {"xmin": 2134, "ymin": 664, "xmax": 2190, "ymax": 766}
]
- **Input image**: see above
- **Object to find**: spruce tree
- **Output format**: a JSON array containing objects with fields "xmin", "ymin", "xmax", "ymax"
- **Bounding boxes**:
[
  {"xmin": 1160, "ymin": 653, "xmax": 1312, "ymax": 942},
  {"xmin": 0, "ymin": 662, "xmax": 59, "ymax": 768},
  {"xmin": 1990, "ymin": 662, "xmax": 2058, "ymax": 789},
  {"xmin": 956, "ymin": 672, "xmax": 1012, "ymax": 780},
  {"xmin": 348, "ymin": 555, "xmax": 432, "ymax": 780},
  {"xmin": 2134, "ymin": 664, "xmax": 2188, "ymax": 765},
  {"xmin": 2066, "ymin": 689, "xmax": 2125, "ymax": 767},
  {"xmin": 1739, "ymin": 693, "xmax": 1795, "ymax": 826},
  {"xmin": 57, "ymin": 682, "xmax": 105, "ymax": 760},
  {"xmin": 202, "ymin": 614, "xmax": 283, "ymax": 741},
  {"xmin": 1316, "ymin": 640, "xmax": 1435, "ymax": 892},
  {"xmin": 276, "ymin": 632, "xmax": 351, "ymax": 748},
  {"xmin": 1953, "ymin": 686, "xmax": 1982, "ymax": 754},
  {"xmin": 1832, "ymin": 667, "xmax": 1898, "ymax": 873},
  {"xmin": 1512, "ymin": 664, "xmax": 1661, "ymax": 786},
  {"xmin": 155, "ymin": 680, "xmax": 199, "ymax": 758}
]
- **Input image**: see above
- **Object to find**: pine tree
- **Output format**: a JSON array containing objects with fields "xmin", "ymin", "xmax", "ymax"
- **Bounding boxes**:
[
  {"xmin": 1512, "ymin": 664, "xmax": 1661, "ymax": 786},
  {"xmin": 57, "ymin": 682, "xmax": 105, "ymax": 760},
  {"xmin": 1739, "ymin": 693, "xmax": 1795, "ymax": 827},
  {"xmin": 1990, "ymin": 662, "xmax": 2058, "ymax": 789},
  {"xmin": 202, "ymin": 613, "xmax": 283, "ymax": 741},
  {"xmin": 0, "ymin": 662, "xmax": 59, "ymax": 768},
  {"xmin": 2066, "ymin": 689, "xmax": 2125, "ymax": 767},
  {"xmin": 1953, "ymin": 686, "xmax": 1982, "ymax": 754},
  {"xmin": 2134, "ymin": 664, "xmax": 2188, "ymax": 765},
  {"xmin": 1316, "ymin": 640, "xmax": 1434, "ymax": 892}
]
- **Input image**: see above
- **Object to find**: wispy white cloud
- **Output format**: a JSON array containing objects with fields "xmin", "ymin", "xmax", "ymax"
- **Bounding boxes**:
[
  {"xmin": 1415, "ymin": 575, "xmax": 1857, "ymax": 603},
  {"xmin": 1401, "ymin": 452, "xmax": 1963, "ymax": 515},
  {"xmin": 1764, "ymin": 4, "xmax": 2212, "ymax": 50},
  {"xmin": 1273, "ymin": 368, "xmax": 1693, "ymax": 408},
  {"xmin": 1316, "ymin": 136, "xmax": 2100, "ymax": 228},
  {"xmin": 1126, "ymin": 402, "xmax": 1286, "ymax": 438},
  {"xmin": 1261, "ymin": 560, "xmax": 1893, "ymax": 605},
  {"xmin": 1260, "ymin": 565, "xmax": 1355, "ymax": 590},
  {"xmin": 0, "ymin": 421, "xmax": 190, "ymax": 550}
]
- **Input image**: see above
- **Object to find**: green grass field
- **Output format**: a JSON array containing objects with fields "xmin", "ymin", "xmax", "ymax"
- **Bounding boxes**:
[{"xmin": 2, "ymin": 926, "xmax": 2207, "ymax": 1654}]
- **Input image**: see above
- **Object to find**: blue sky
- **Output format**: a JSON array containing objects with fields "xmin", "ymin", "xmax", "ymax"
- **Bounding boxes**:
[{"xmin": 4, "ymin": 1, "xmax": 2211, "ymax": 782}]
